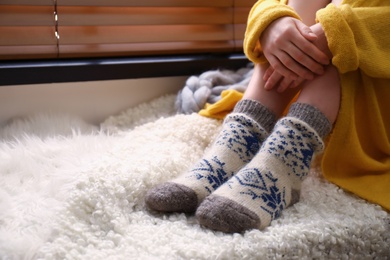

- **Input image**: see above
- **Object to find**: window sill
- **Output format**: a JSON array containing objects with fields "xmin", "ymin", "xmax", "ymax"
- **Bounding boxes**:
[{"xmin": 0, "ymin": 53, "xmax": 250, "ymax": 86}]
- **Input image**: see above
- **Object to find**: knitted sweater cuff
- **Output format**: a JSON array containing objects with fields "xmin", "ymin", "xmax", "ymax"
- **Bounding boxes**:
[
  {"xmin": 244, "ymin": 0, "xmax": 301, "ymax": 64},
  {"xmin": 316, "ymin": 4, "xmax": 359, "ymax": 73}
]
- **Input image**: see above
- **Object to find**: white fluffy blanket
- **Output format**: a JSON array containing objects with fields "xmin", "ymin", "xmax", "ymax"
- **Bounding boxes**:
[{"xmin": 1, "ymin": 95, "xmax": 389, "ymax": 259}]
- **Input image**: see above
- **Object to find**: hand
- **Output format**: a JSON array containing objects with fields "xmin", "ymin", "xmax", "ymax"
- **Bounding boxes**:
[
  {"xmin": 262, "ymin": 22, "xmax": 333, "ymax": 92},
  {"xmin": 260, "ymin": 17, "xmax": 330, "ymax": 82},
  {"xmin": 263, "ymin": 66, "xmax": 305, "ymax": 92},
  {"xmin": 310, "ymin": 22, "xmax": 332, "ymax": 60}
]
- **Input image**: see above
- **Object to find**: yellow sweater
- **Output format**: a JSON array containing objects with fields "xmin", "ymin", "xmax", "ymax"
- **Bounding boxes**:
[{"xmin": 244, "ymin": 0, "xmax": 390, "ymax": 211}]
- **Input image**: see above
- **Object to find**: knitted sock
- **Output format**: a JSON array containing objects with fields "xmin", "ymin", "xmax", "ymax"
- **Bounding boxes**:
[
  {"xmin": 145, "ymin": 99, "xmax": 276, "ymax": 213},
  {"xmin": 196, "ymin": 103, "xmax": 331, "ymax": 233}
]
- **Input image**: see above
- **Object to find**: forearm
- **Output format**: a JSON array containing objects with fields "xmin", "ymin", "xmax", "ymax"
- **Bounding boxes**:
[
  {"xmin": 287, "ymin": 0, "xmax": 331, "ymax": 26},
  {"xmin": 287, "ymin": 0, "xmax": 332, "ymax": 59},
  {"xmin": 310, "ymin": 23, "xmax": 332, "ymax": 60}
]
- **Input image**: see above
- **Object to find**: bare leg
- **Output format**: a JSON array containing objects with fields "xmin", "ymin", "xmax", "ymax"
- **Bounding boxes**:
[
  {"xmin": 332, "ymin": 0, "xmax": 343, "ymax": 6},
  {"xmin": 243, "ymin": 0, "xmax": 332, "ymax": 118},
  {"xmin": 288, "ymin": 0, "xmax": 331, "ymax": 25},
  {"xmin": 294, "ymin": 0, "xmax": 343, "ymax": 124},
  {"xmin": 297, "ymin": 64, "xmax": 340, "ymax": 124},
  {"xmin": 243, "ymin": 63, "xmax": 300, "ymax": 117}
]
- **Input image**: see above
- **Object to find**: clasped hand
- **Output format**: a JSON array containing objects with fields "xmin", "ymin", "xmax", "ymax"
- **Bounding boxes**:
[{"xmin": 260, "ymin": 17, "xmax": 331, "ymax": 92}]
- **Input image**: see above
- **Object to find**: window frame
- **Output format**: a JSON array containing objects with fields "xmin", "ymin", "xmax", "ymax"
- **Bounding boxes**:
[{"xmin": 0, "ymin": 53, "xmax": 249, "ymax": 86}]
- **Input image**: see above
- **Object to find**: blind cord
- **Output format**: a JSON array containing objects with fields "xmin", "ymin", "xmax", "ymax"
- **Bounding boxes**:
[
  {"xmin": 53, "ymin": 0, "xmax": 60, "ymax": 58},
  {"xmin": 232, "ymin": 0, "xmax": 237, "ymax": 51}
]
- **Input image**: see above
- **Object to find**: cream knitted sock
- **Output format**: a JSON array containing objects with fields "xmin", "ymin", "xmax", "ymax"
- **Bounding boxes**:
[
  {"xmin": 145, "ymin": 99, "xmax": 276, "ymax": 213},
  {"xmin": 196, "ymin": 103, "xmax": 331, "ymax": 233}
]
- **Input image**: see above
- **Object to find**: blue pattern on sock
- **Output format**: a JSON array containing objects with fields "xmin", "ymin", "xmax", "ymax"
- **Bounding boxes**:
[
  {"xmin": 189, "ymin": 156, "xmax": 231, "ymax": 194},
  {"xmin": 187, "ymin": 115, "xmax": 266, "ymax": 195},
  {"xmin": 232, "ymin": 167, "xmax": 286, "ymax": 220},
  {"xmin": 217, "ymin": 115, "xmax": 263, "ymax": 163},
  {"xmin": 262, "ymin": 119, "xmax": 318, "ymax": 180}
]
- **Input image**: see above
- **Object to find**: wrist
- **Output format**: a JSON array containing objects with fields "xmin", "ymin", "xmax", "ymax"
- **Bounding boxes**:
[{"xmin": 310, "ymin": 23, "xmax": 332, "ymax": 59}]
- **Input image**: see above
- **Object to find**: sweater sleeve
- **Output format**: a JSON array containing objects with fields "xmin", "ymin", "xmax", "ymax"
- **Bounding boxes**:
[
  {"xmin": 243, "ymin": 0, "xmax": 301, "ymax": 64},
  {"xmin": 316, "ymin": 4, "xmax": 390, "ymax": 77}
]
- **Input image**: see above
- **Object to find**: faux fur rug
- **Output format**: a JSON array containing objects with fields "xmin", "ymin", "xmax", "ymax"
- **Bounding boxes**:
[{"xmin": 1, "ymin": 95, "xmax": 389, "ymax": 260}]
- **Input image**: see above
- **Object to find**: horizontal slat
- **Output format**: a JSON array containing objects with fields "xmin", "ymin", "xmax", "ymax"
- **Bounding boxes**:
[
  {"xmin": 0, "ymin": 6, "xmax": 54, "ymax": 26},
  {"xmin": 234, "ymin": 0, "xmax": 257, "ymax": 8},
  {"xmin": 58, "ymin": 7, "xmax": 232, "ymax": 26},
  {"xmin": 234, "ymin": 7, "xmax": 252, "ymax": 23},
  {"xmin": 0, "ymin": 0, "xmax": 253, "ymax": 60},
  {"xmin": 59, "ymin": 25, "xmax": 234, "ymax": 44},
  {"xmin": 0, "ymin": 0, "xmax": 256, "ymax": 8},
  {"xmin": 0, "ymin": 46, "xmax": 57, "ymax": 60},
  {"xmin": 233, "ymin": 40, "xmax": 244, "ymax": 52},
  {"xmin": 0, "ymin": 6, "xmax": 250, "ymax": 27},
  {"xmin": 0, "ymin": 27, "xmax": 56, "ymax": 45},
  {"xmin": 0, "ymin": 0, "xmax": 53, "ymax": 5},
  {"xmin": 59, "ymin": 41, "xmax": 236, "ymax": 58},
  {"xmin": 57, "ymin": 0, "xmax": 234, "ymax": 7},
  {"xmin": 234, "ymin": 24, "xmax": 247, "ymax": 40}
]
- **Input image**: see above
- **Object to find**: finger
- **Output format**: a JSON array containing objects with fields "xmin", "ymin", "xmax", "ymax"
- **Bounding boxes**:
[
  {"xmin": 264, "ymin": 71, "xmax": 283, "ymax": 90},
  {"xmin": 294, "ymin": 19, "xmax": 317, "ymax": 42},
  {"xmin": 267, "ymin": 54, "xmax": 299, "ymax": 81},
  {"xmin": 263, "ymin": 66, "xmax": 274, "ymax": 82},
  {"xmin": 276, "ymin": 77, "xmax": 294, "ymax": 93},
  {"xmin": 292, "ymin": 33, "xmax": 329, "ymax": 65},
  {"xmin": 287, "ymin": 43, "xmax": 325, "ymax": 76},
  {"xmin": 277, "ymin": 51, "xmax": 314, "ymax": 80}
]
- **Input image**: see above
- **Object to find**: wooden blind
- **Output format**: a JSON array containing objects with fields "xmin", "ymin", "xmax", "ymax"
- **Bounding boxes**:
[{"xmin": 0, "ymin": 0, "xmax": 256, "ymax": 60}]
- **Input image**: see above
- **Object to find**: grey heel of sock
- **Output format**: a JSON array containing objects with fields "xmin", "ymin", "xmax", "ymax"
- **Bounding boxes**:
[
  {"xmin": 145, "ymin": 182, "xmax": 198, "ymax": 213},
  {"xmin": 196, "ymin": 195, "xmax": 260, "ymax": 233}
]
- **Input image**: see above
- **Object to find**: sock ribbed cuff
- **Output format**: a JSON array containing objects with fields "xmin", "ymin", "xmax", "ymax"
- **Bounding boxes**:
[
  {"xmin": 287, "ymin": 103, "xmax": 332, "ymax": 138},
  {"xmin": 233, "ymin": 99, "xmax": 277, "ymax": 133}
]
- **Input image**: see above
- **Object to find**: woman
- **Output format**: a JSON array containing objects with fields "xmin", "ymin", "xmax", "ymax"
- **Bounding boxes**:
[{"xmin": 145, "ymin": 0, "xmax": 390, "ymax": 233}]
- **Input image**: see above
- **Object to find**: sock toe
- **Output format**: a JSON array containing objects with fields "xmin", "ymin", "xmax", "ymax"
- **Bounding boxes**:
[
  {"xmin": 145, "ymin": 182, "xmax": 198, "ymax": 213},
  {"xmin": 196, "ymin": 195, "xmax": 260, "ymax": 233}
]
